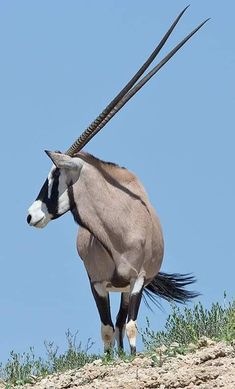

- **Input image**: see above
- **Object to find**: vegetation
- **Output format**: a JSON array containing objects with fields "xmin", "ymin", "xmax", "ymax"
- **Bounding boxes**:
[
  {"xmin": 141, "ymin": 295, "xmax": 235, "ymax": 354},
  {"xmin": 0, "ymin": 297, "xmax": 234, "ymax": 387},
  {"xmin": 0, "ymin": 330, "xmax": 98, "ymax": 387}
]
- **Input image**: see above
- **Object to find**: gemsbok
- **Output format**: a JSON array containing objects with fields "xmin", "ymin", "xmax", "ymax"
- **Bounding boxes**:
[{"xmin": 27, "ymin": 7, "xmax": 208, "ymax": 354}]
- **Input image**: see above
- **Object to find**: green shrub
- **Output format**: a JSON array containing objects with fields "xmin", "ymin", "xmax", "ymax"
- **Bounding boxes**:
[
  {"xmin": 142, "ymin": 297, "xmax": 235, "ymax": 351},
  {"xmin": 0, "ymin": 330, "xmax": 99, "ymax": 386}
]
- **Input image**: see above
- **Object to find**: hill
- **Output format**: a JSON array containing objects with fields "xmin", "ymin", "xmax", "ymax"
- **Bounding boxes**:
[{"xmin": 5, "ymin": 339, "xmax": 233, "ymax": 389}]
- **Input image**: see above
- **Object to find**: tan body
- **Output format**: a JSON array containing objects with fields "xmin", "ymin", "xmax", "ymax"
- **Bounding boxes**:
[{"xmin": 76, "ymin": 153, "xmax": 164, "ymax": 289}]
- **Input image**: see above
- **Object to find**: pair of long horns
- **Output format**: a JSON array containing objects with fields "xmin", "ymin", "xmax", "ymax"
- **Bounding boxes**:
[{"xmin": 65, "ymin": 6, "xmax": 209, "ymax": 157}]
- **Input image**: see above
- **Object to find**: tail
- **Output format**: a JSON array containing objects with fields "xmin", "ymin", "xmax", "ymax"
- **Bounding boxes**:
[{"xmin": 143, "ymin": 272, "xmax": 199, "ymax": 309}]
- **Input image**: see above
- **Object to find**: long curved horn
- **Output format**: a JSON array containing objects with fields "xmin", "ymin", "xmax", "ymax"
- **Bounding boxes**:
[
  {"xmin": 65, "ymin": 6, "xmax": 190, "ymax": 156},
  {"xmin": 66, "ymin": 18, "xmax": 209, "ymax": 153}
]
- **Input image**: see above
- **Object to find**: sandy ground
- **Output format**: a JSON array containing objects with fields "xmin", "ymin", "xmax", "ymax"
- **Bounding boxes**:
[{"xmin": 2, "ymin": 339, "xmax": 235, "ymax": 389}]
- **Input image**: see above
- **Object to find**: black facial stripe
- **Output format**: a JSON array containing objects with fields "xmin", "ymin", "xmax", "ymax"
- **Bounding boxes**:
[
  {"xmin": 47, "ymin": 168, "xmax": 60, "ymax": 216},
  {"xmin": 36, "ymin": 169, "xmax": 60, "ymax": 218},
  {"xmin": 36, "ymin": 179, "xmax": 49, "ymax": 201}
]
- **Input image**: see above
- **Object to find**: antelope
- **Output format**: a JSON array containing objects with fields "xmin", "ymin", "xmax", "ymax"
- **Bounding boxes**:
[{"xmin": 27, "ymin": 7, "xmax": 208, "ymax": 355}]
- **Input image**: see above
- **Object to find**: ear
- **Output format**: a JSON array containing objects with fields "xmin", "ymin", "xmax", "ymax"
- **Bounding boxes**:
[{"xmin": 45, "ymin": 150, "xmax": 82, "ymax": 169}]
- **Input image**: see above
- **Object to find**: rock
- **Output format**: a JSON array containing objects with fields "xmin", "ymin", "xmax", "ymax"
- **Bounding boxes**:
[
  {"xmin": 132, "ymin": 356, "xmax": 152, "ymax": 367},
  {"xmin": 156, "ymin": 344, "xmax": 168, "ymax": 354},
  {"xmin": 188, "ymin": 342, "xmax": 197, "ymax": 352},
  {"xmin": 197, "ymin": 336, "xmax": 216, "ymax": 348},
  {"xmin": 92, "ymin": 358, "xmax": 103, "ymax": 366},
  {"xmin": 170, "ymin": 342, "xmax": 180, "ymax": 348}
]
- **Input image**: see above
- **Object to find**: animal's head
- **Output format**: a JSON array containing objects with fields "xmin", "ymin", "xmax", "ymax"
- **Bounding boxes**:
[
  {"xmin": 27, "ymin": 7, "xmax": 208, "ymax": 229},
  {"xmin": 27, "ymin": 152, "xmax": 83, "ymax": 228}
]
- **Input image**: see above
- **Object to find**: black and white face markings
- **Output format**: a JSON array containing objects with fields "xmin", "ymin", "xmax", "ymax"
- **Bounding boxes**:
[
  {"xmin": 27, "ymin": 166, "xmax": 71, "ymax": 228},
  {"xmin": 36, "ymin": 168, "xmax": 60, "ymax": 216}
]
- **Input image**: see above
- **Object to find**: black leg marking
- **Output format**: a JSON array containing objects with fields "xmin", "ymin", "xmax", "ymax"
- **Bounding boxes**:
[
  {"xmin": 90, "ymin": 283, "xmax": 113, "ymax": 327},
  {"xmin": 126, "ymin": 278, "xmax": 145, "ymax": 355},
  {"xmin": 115, "ymin": 292, "xmax": 129, "ymax": 351},
  {"xmin": 128, "ymin": 290, "xmax": 143, "ymax": 322},
  {"xmin": 90, "ymin": 283, "xmax": 114, "ymax": 353}
]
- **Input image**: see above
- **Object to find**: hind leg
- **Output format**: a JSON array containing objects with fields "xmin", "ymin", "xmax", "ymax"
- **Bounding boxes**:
[
  {"xmin": 90, "ymin": 282, "xmax": 115, "ymax": 354},
  {"xmin": 126, "ymin": 276, "xmax": 145, "ymax": 355},
  {"xmin": 115, "ymin": 292, "xmax": 129, "ymax": 352}
]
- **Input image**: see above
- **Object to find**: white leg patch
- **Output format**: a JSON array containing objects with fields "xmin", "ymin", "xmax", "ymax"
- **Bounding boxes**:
[
  {"xmin": 131, "ymin": 276, "xmax": 144, "ymax": 295},
  {"xmin": 101, "ymin": 324, "xmax": 115, "ymax": 351},
  {"xmin": 126, "ymin": 320, "xmax": 137, "ymax": 348}
]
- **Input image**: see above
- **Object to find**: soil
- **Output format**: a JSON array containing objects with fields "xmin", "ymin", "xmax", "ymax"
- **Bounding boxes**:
[{"xmin": 2, "ymin": 339, "xmax": 235, "ymax": 389}]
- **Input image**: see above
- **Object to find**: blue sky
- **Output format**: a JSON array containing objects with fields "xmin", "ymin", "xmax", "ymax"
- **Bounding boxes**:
[{"xmin": 0, "ymin": 1, "xmax": 234, "ymax": 361}]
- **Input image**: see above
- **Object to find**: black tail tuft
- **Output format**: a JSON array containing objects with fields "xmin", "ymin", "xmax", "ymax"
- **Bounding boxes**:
[{"xmin": 143, "ymin": 272, "xmax": 200, "ymax": 309}]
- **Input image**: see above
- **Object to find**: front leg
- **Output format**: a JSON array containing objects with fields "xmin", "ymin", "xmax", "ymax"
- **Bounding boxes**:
[{"xmin": 90, "ymin": 282, "xmax": 115, "ymax": 353}]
